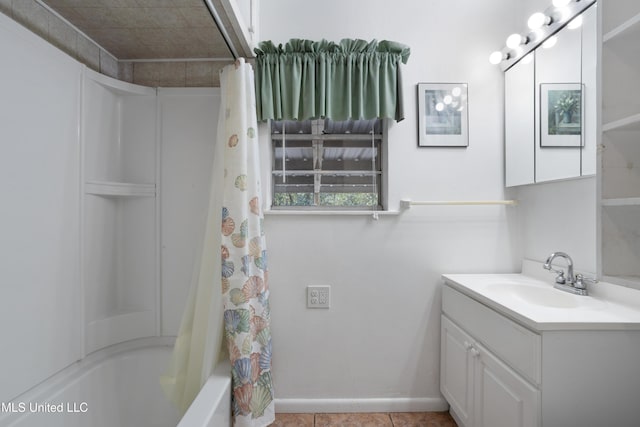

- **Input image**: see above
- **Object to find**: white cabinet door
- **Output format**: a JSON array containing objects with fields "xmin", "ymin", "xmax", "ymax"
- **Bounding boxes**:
[
  {"xmin": 473, "ymin": 342, "xmax": 540, "ymax": 427},
  {"xmin": 441, "ymin": 316, "xmax": 474, "ymax": 426}
]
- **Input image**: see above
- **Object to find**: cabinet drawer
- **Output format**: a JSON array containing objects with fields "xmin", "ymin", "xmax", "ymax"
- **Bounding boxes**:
[{"xmin": 442, "ymin": 285, "xmax": 541, "ymax": 385}]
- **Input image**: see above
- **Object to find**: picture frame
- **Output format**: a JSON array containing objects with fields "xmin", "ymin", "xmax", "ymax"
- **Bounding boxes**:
[
  {"xmin": 540, "ymin": 83, "xmax": 584, "ymax": 147},
  {"xmin": 417, "ymin": 83, "xmax": 469, "ymax": 147}
]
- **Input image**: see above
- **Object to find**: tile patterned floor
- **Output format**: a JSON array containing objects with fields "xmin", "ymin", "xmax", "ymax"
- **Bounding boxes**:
[{"xmin": 271, "ymin": 412, "xmax": 457, "ymax": 427}]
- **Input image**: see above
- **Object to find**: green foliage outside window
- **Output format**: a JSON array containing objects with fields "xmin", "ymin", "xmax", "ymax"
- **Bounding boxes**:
[{"xmin": 273, "ymin": 193, "xmax": 378, "ymax": 208}]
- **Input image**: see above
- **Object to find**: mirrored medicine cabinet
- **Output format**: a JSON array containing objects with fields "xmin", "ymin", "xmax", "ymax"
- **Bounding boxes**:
[{"xmin": 505, "ymin": 4, "xmax": 597, "ymax": 187}]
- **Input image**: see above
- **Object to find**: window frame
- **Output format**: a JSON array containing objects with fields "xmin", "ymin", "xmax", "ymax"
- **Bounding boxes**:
[{"xmin": 268, "ymin": 118, "xmax": 388, "ymax": 212}]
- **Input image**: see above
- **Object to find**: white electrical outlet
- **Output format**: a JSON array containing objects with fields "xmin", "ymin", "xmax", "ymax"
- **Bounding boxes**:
[{"xmin": 307, "ymin": 285, "xmax": 330, "ymax": 308}]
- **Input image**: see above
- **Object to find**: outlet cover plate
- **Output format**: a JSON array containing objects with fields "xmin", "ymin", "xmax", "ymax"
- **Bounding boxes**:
[{"xmin": 307, "ymin": 285, "xmax": 330, "ymax": 308}]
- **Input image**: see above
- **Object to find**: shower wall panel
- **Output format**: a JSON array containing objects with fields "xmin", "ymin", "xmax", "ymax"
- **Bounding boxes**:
[{"xmin": 0, "ymin": 12, "xmax": 82, "ymax": 403}]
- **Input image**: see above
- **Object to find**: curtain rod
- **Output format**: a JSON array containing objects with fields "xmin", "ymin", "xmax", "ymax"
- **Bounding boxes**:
[
  {"xmin": 400, "ymin": 199, "xmax": 518, "ymax": 209},
  {"xmin": 203, "ymin": 0, "xmax": 240, "ymax": 60}
]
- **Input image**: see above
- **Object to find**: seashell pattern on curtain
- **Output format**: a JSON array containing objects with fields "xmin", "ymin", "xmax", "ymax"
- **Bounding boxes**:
[{"xmin": 220, "ymin": 58, "xmax": 275, "ymax": 427}]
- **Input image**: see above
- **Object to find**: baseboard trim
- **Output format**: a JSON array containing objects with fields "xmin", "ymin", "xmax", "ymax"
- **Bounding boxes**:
[{"xmin": 274, "ymin": 397, "xmax": 449, "ymax": 414}]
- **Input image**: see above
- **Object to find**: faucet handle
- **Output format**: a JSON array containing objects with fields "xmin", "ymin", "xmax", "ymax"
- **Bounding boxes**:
[
  {"xmin": 544, "ymin": 264, "xmax": 567, "ymax": 283},
  {"xmin": 574, "ymin": 273, "xmax": 598, "ymax": 290},
  {"xmin": 554, "ymin": 271, "xmax": 566, "ymax": 284}
]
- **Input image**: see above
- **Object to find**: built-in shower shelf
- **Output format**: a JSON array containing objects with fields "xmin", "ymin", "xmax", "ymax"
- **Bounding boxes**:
[
  {"xmin": 601, "ymin": 197, "xmax": 640, "ymax": 207},
  {"xmin": 85, "ymin": 181, "xmax": 156, "ymax": 197},
  {"xmin": 86, "ymin": 67, "xmax": 156, "ymax": 97}
]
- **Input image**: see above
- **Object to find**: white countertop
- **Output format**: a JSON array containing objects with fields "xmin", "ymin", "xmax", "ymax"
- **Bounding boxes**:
[{"xmin": 442, "ymin": 272, "xmax": 640, "ymax": 331}]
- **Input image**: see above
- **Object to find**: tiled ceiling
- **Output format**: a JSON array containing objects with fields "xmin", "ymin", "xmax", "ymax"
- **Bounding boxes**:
[{"xmin": 40, "ymin": 0, "xmax": 234, "ymax": 60}]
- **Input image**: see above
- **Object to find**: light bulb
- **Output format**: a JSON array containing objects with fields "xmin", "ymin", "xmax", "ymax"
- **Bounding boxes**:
[
  {"xmin": 542, "ymin": 36, "xmax": 558, "ymax": 49},
  {"xmin": 568, "ymin": 15, "xmax": 583, "ymax": 29},
  {"xmin": 528, "ymin": 12, "xmax": 551, "ymax": 30},
  {"xmin": 443, "ymin": 95, "xmax": 453, "ymax": 105},
  {"xmin": 552, "ymin": 0, "xmax": 571, "ymax": 7},
  {"xmin": 452, "ymin": 87, "xmax": 462, "ymax": 97},
  {"xmin": 489, "ymin": 51, "xmax": 504, "ymax": 65},
  {"xmin": 435, "ymin": 103, "xmax": 444, "ymax": 112},
  {"xmin": 506, "ymin": 33, "xmax": 526, "ymax": 49}
]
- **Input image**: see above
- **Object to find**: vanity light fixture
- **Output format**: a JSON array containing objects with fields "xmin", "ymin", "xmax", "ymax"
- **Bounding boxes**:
[
  {"xmin": 528, "ymin": 12, "xmax": 552, "ymax": 30},
  {"xmin": 489, "ymin": 50, "xmax": 509, "ymax": 65},
  {"xmin": 506, "ymin": 33, "xmax": 528, "ymax": 49},
  {"xmin": 489, "ymin": 0, "xmax": 594, "ymax": 70}
]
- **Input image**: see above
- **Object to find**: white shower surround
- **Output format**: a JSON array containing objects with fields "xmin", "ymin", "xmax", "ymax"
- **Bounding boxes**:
[{"xmin": 0, "ymin": 11, "xmax": 231, "ymax": 427}]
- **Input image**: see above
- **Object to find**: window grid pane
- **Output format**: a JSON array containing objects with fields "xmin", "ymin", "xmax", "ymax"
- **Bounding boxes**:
[{"xmin": 272, "ymin": 119, "xmax": 383, "ymax": 209}]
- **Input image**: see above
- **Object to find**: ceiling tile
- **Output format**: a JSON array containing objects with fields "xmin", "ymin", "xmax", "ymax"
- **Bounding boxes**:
[{"xmin": 41, "ymin": 0, "xmax": 231, "ymax": 61}]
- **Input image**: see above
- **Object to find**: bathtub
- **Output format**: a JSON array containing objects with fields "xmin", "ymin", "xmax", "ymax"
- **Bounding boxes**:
[{"xmin": 1, "ymin": 337, "xmax": 231, "ymax": 427}]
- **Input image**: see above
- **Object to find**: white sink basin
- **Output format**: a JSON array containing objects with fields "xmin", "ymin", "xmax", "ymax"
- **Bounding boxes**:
[
  {"xmin": 485, "ymin": 283, "xmax": 593, "ymax": 309},
  {"xmin": 443, "ymin": 271, "xmax": 640, "ymax": 331}
]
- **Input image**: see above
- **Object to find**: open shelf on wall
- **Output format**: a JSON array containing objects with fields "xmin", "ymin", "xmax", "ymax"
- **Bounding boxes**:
[
  {"xmin": 602, "ymin": 112, "xmax": 640, "ymax": 132},
  {"xmin": 601, "ymin": 197, "xmax": 640, "ymax": 207},
  {"xmin": 85, "ymin": 181, "xmax": 156, "ymax": 197},
  {"xmin": 603, "ymin": 12, "xmax": 640, "ymax": 44}
]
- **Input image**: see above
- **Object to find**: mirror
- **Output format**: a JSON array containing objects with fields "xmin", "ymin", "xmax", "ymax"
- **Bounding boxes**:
[
  {"xmin": 505, "ymin": 53, "xmax": 534, "ymax": 187},
  {"xmin": 504, "ymin": 4, "xmax": 597, "ymax": 186},
  {"xmin": 535, "ymin": 16, "xmax": 583, "ymax": 182}
]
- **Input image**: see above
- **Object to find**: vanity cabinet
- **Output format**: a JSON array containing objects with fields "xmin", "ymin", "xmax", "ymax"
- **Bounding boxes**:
[
  {"xmin": 441, "ymin": 275, "xmax": 640, "ymax": 427},
  {"xmin": 441, "ymin": 318, "xmax": 539, "ymax": 427},
  {"xmin": 441, "ymin": 286, "xmax": 540, "ymax": 427},
  {"xmin": 599, "ymin": 0, "xmax": 640, "ymax": 289}
]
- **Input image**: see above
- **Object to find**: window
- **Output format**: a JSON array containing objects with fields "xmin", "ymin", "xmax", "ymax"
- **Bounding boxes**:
[{"xmin": 271, "ymin": 118, "xmax": 384, "ymax": 210}]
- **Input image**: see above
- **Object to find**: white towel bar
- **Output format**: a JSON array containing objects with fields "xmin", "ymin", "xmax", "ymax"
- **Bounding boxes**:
[{"xmin": 400, "ymin": 199, "xmax": 518, "ymax": 209}]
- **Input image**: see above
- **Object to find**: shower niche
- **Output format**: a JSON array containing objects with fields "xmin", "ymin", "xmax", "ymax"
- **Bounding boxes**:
[{"xmin": 82, "ymin": 69, "xmax": 159, "ymax": 354}]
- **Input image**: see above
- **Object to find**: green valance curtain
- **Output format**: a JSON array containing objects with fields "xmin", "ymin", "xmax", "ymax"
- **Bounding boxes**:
[{"xmin": 254, "ymin": 38, "xmax": 410, "ymax": 122}]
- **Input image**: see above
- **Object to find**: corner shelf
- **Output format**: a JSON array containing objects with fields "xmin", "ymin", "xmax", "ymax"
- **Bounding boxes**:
[
  {"xmin": 85, "ymin": 67, "xmax": 156, "ymax": 97},
  {"xmin": 602, "ymin": 113, "xmax": 640, "ymax": 132},
  {"xmin": 82, "ymin": 69, "xmax": 159, "ymax": 355},
  {"xmin": 603, "ymin": 12, "xmax": 640, "ymax": 43},
  {"xmin": 601, "ymin": 198, "xmax": 640, "ymax": 207},
  {"xmin": 85, "ymin": 181, "xmax": 156, "ymax": 197}
]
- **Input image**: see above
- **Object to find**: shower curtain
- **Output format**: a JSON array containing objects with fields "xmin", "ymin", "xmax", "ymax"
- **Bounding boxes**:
[{"xmin": 162, "ymin": 58, "xmax": 274, "ymax": 427}]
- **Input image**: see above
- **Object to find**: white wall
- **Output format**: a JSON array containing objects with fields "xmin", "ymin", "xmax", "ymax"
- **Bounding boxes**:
[
  {"xmin": 259, "ymin": 0, "xmax": 523, "ymax": 410},
  {"xmin": 516, "ymin": 171, "xmax": 597, "ymax": 274}
]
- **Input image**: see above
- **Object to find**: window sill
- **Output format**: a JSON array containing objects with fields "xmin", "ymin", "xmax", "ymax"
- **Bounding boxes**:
[{"xmin": 264, "ymin": 209, "xmax": 400, "ymax": 217}]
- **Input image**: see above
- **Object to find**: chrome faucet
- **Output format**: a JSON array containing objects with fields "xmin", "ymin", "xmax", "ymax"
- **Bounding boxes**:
[
  {"xmin": 543, "ymin": 252, "xmax": 596, "ymax": 296},
  {"xmin": 544, "ymin": 252, "xmax": 575, "ymax": 285}
]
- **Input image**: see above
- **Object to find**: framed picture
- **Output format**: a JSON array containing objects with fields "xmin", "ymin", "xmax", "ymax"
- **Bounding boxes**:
[
  {"xmin": 417, "ymin": 83, "xmax": 469, "ymax": 147},
  {"xmin": 540, "ymin": 83, "xmax": 584, "ymax": 147}
]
